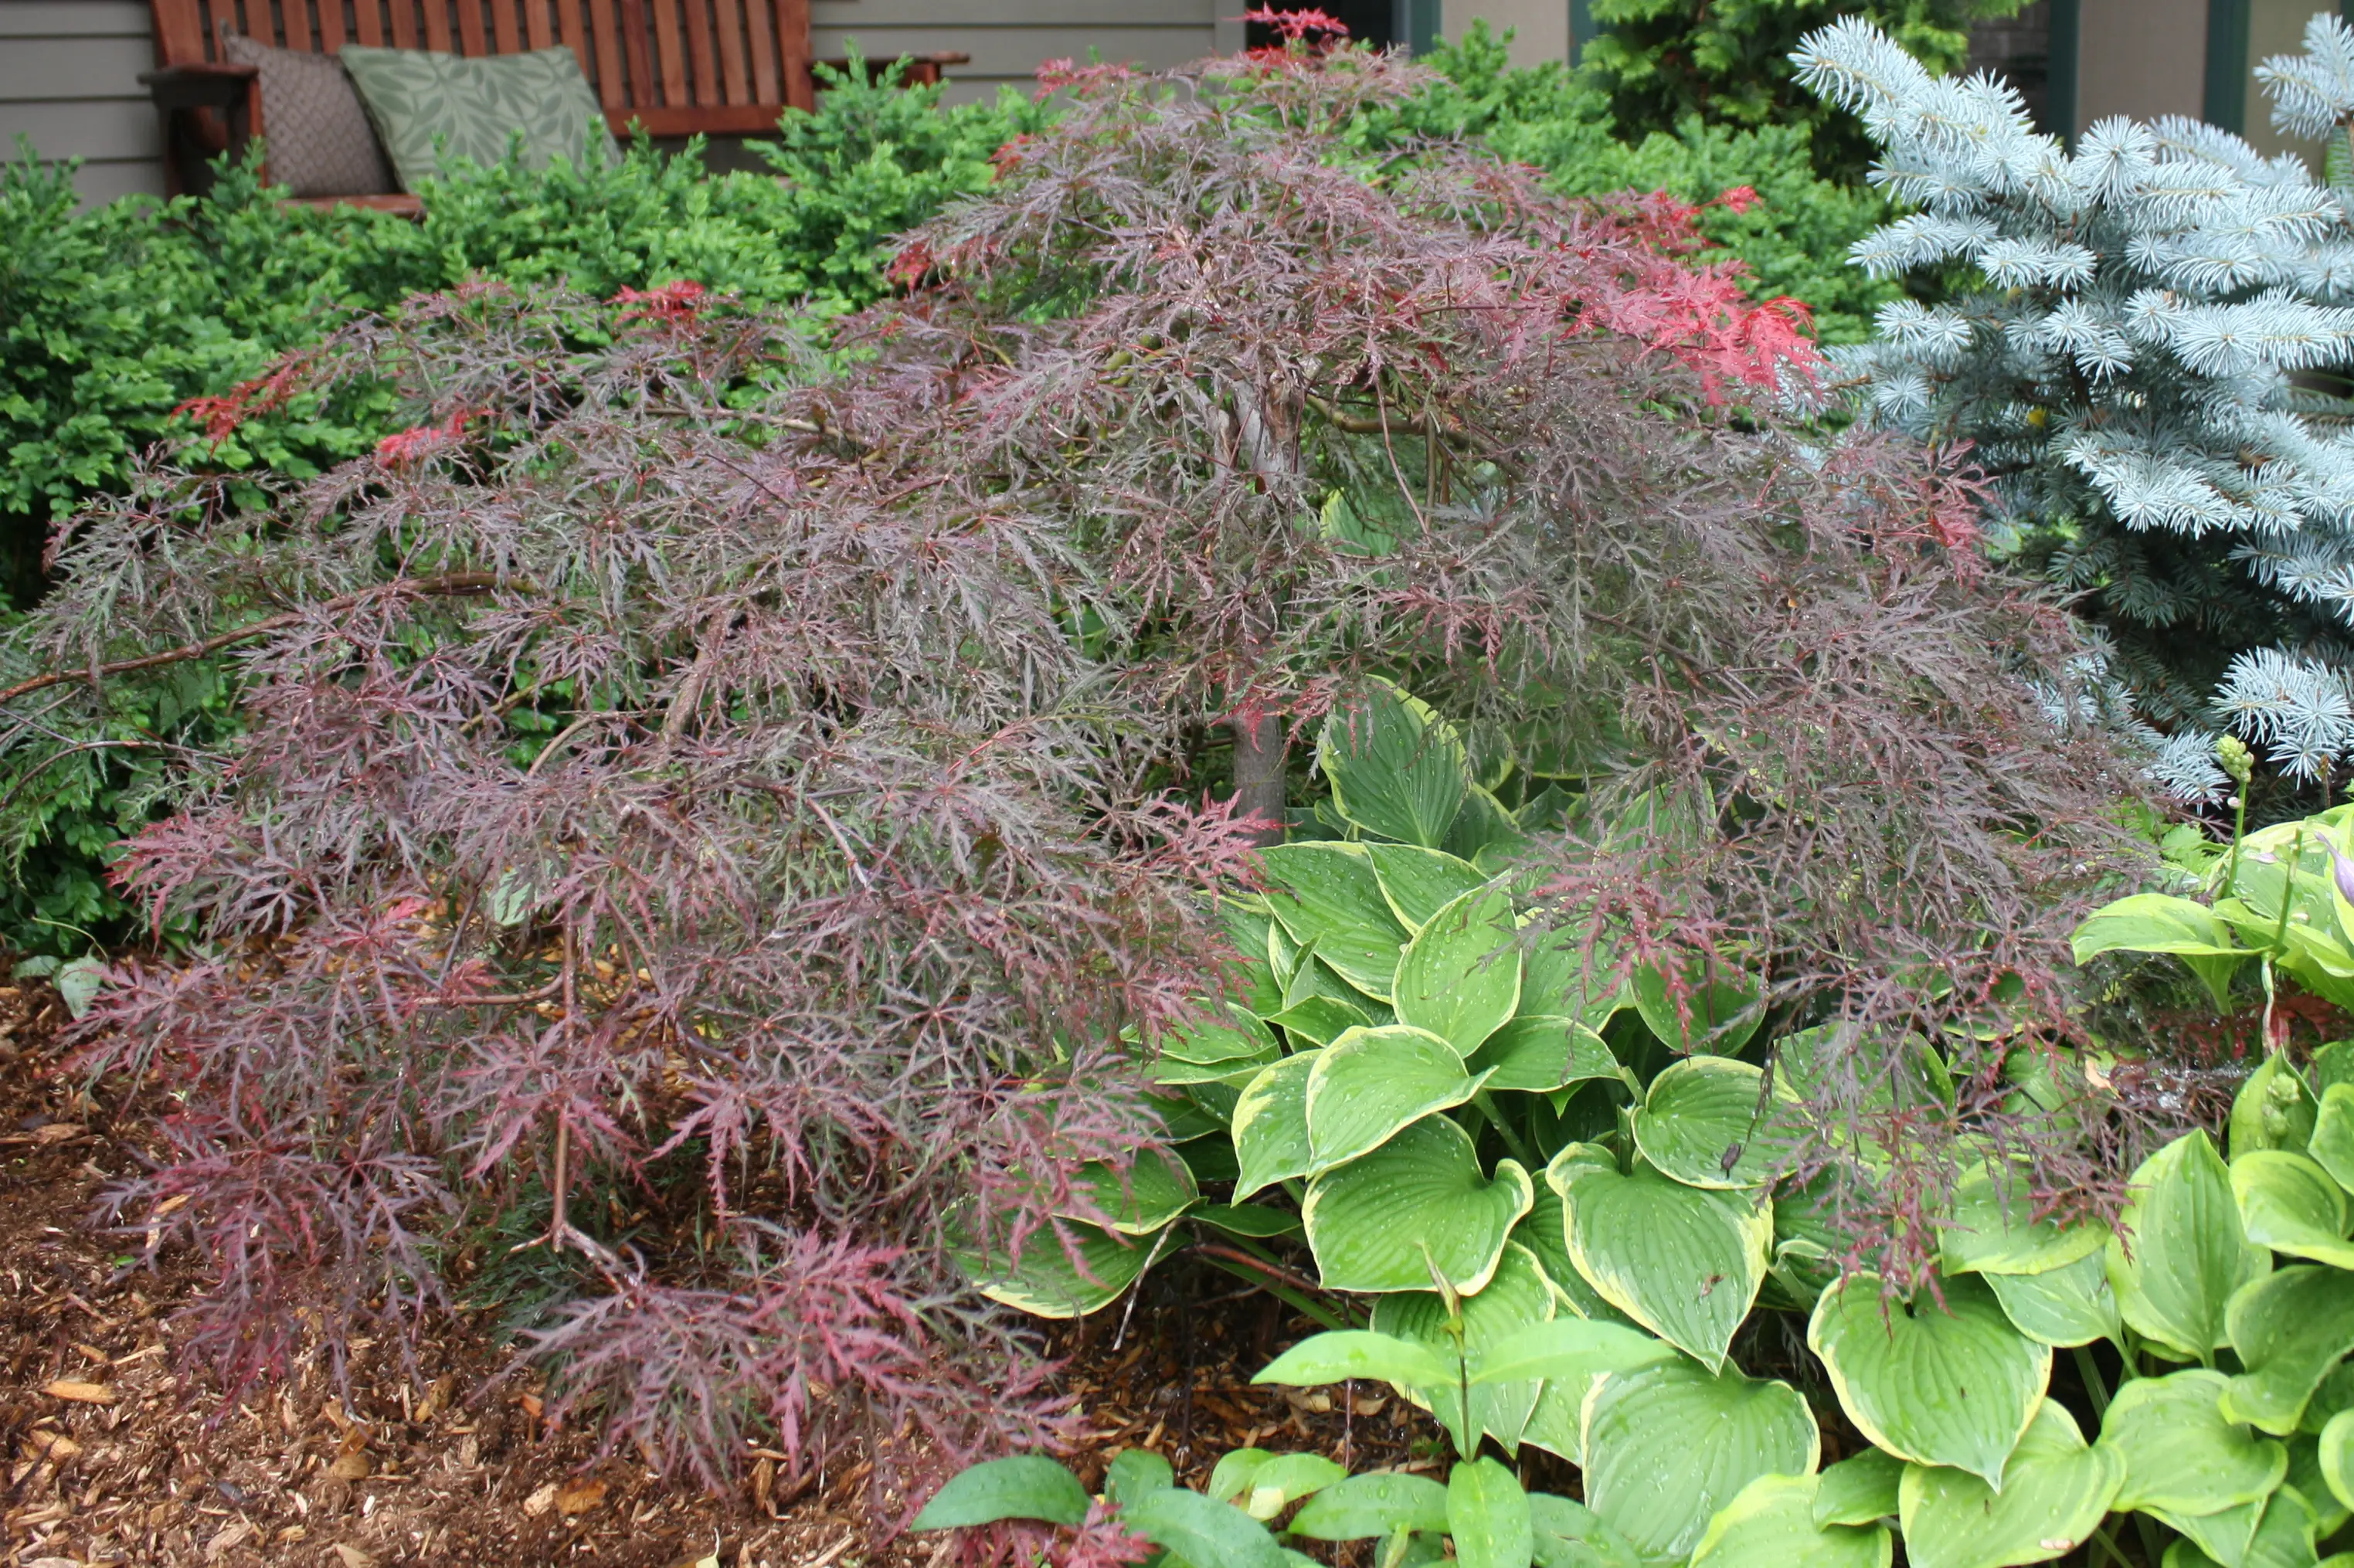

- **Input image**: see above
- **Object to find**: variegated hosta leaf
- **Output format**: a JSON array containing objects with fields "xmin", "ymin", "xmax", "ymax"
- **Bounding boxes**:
[
  {"xmin": 1232, "ymin": 1052, "xmax": 1317, "ymax": 1202},
  {"xmin": 1372, "ymin": 1243, "xmax": 1554, "ymax": 1458},
  {"xmin": 1058, "ymin": 1147, "xmax": 1201, "ymax": 1234},
  {"xmin": 1578, "ymin": 1361, "xmax": 1819, "ymax": 1562},
  {"xmin": 2105, "ymin": 1367, "xmax": 2286, "ymax": 1517},
  {"xmin": 1316, "ymin": 678, "xmax": 1469, "ymax": 850},
  {"xmin": 1985, "ymin": 1249, "xmax": 2122, "ymax": 1348},
  {"xmin": 2222, "ymin": 1264, "xmax": 2354, "ymax": 1434},
  {"xmin": 1364, "ymin": 843, "xmax": 1486, "ymax": 931},
  {"xmin": 2230, "ymin": 1051, "xmax": 2318, "ymax": 1161},
  {"xmin": 1808, "ymin": 1272, "xmax": 2049, "ymax": 1486},
  {"xmin": 1391, "ymin": 888, "xmax": 1522, "ymax": 1055},
  {"xmin": 1303, "ymin": 1115, "xmax": 1532, "ymax": 1294},
  {"xmin": 1631, "ymin": 1056, "xmax": 1798, "ymax": 1190},
  {"xmin": 1551, "ymin": 1149, "xmax": 1770, "ymax": 1371},
  {"xmin": 956, "ymin": 1212, "xmax": 1169, "ymax": 1319},
  {"xmin": 1259, "ymin": 842, "xmax": 1410, "ymax": 999},
  {"xmin": 2233, "ymin": 1149, "xmax": 2354, "ymax": 1268},
  {"xmin": 1688, "ymin": 1474, "xmax": 1892, "ymax": 1568},
  {"xmin": 1896, "ymin": 1403, "xmax": 2123, "ymax": 1568},
  {"xmin": 2109, "ymin": 1130, "xmax": 2271, "ymax": 1362},
  {"xmin": 1939, "ymin": 1162, "xmax": 2110, "ymax": 1277},
  {"xmin": 1305, "ymin": 1024, "xmax": 1484, "ymax": 1175},
  {"xmin": 1466, "ymin": 1014, "xmax": 1619, "ymax": 1092}
]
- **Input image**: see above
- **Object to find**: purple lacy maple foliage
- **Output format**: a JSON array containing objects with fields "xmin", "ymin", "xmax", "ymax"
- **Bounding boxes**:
[{"xmin": 5, "ymin": 32, "xmax": 2155, "ymax": 1510}]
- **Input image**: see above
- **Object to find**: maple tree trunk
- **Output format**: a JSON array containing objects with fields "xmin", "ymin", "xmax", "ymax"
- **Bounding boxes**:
[{"xmin": 1231, "ymin": 709, "xmax": 1287, "ymax": 846}]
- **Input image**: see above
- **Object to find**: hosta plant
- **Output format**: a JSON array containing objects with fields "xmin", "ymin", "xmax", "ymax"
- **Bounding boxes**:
[{"xmin": 952, "ymin": 678, "xmax": 2152, "ymax": 1566}]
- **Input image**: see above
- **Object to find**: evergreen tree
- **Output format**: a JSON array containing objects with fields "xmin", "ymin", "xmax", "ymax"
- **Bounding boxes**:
[{"xmin": 1799, "ymin": 14, "xmax": 2354, "ymax": 797}]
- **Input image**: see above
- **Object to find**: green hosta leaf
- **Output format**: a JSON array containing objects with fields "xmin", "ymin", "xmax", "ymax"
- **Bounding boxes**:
[
  {"xmin": 1775, "ymin": 1023, "xmax": 1952, "ymax": 1113},
  {"xmin": 2233, "ymin": 1054, "xmax": 2320, "ymax": 1160},
  {"xmin": 2292, "ymin": 1432, "xmax": 2349, "ymax": 1536},
  {"xmin": 1287, "ymin": 1472, "xmax": 1450, "ymax": 1540},
  {"xmin": 1062, "ymin": 1149, "xmax": 1201, "ymax": 1235},
  {"xmin": 2308, "ymin": 1082, "xmax": 2354, "ymax": 1194},
  {"xmin": 2107, "ymin": 1367, "xmax": 2288, "ymax": 1514},
  {"xmin": 1448, "ymin": 1458, "xmax": 1533, "ymax": 1568},
  {"xmin": 1365, "ymin": 843, "xmax": 1486, "ymax": 931},
  {"xmin": 1255, "ymin": 1329, "xmax": 1454, "ymax": 1390},
  {"xmin": 1513, "ymin": 1184, "xmax": 1631, "ymax": 1325},
  {"xmin": 2110, "ymin": 1131, "xmax": 2272, "ymax": 1362},
  {"xmin": 1940, "ymin": 1163, "xmax": 2110, "ymax": 1277},
  {"xmin": 1808, "ymin": 1272, "xmax": 2050, "ymax": 1485},
  {"xmin": 1234, "ymin": 1454, "xmax": 1348, "ymax": 1520},
  {"xmin": 1525, "ymin": 1494, "xmax": 1643, "ymax": 1568},
  {"xmin": 1578, "ymin": 1361, "xmax": 1819, "ymax": 1561},
  {"xmin": 958, "ymin": 1215, "xmax": 1163, "ymax": 1318},
  {"xmin": 1466, "ymin": 1015, "xmax": 1618, "ymax": 1092},
  {"xmin": 1306, "ymin": 1027, "xmax": 1483, "ymax": 1175},
  {"xmin": 2155, "ymin": 1485, "xmax": 2320, "ymax": 1568},
  {"xmin": 1630, "ymin": 1057, "xmax": 1796, "ymax": 1190},
  {"xmin": 1632, "ymin": 957, "xmax": 1765, "ymax": 1056},
  {"xmin": 1107, "ymin": 1448, "xmax": 1174, "ymax": 1505},
  {"xmin": 2070, "ymin": 893, "xmax": 2248, "ymax": 959},
  {"xmin": 1468, "ymin": 1315, "xmax": 1676, "ymax": 1387},
  {"xmin": 1897, "ymin": 1403, "xmax": 2124, "ymax": 1568},
  {"xmin": 2224, "ymin": 1265, "xmax": 2354, "ymax": 1434},
  {"xmin": 912, "ymin": 1455, "xmax": 1091, "ymax": 1529},
  {"xmin": 1319, "ymin": 680, "xmax": 1470, "ymax": 850},
  {"xmin": 1120, "ymin": 1485, "xmax": 1287, "ymax": 1568},
  {"xmin": 1261, "ymin": 843, "xmax": 1411, "ymax": 999},
  {"xmin": 1812, "ymin": 1449, "xmax": 1904, "ymax": 1527},
  {"xmin": 1208, "ymin": 1448, "xmax": 1276, "ymax": 1505},
  {"xmin": 1163, "ymin": 1004, "xmax": 1279, "ymax": 1065},
  {"xmin": 2320, "ymin": 1409, "xmax": 2354, "ymax": 1514},
  {"xmin": 1688, "ymin": 1474, "xmax": 1893, "ymax": 1568},
  {"xmin": 2315, "ymin": 1041, "xmax": 2354, "ymax": 1093},
  {"xmin": 1392, "ymin": 889, "xmax": 1521, "ymax": 1055},
  {"xmin": 1269, "ymin": 994, "xmax": 1374, "ymax": 1048},
  {"xmin": 1374, "ymin": 1243, "xmax": 1554, "ymax": 1458},
  {"xmin": 1303, "ymin": 1117, "xmax": 1533, "ymax": 1294},
  {"xmin": 2236, "ymin": 1149, "xmax": 2354, "ymax": 1268},
  {"xmin": 1155, "ymin": 1045, "xmax": 1280, "ymax": 1087},
  {"xmin": 1522, "ymin": 926, "xmax": 1629, "ymax": 1032},
  {"xmin": 1444, "ymin": 783, "xmax": 1528, "ymax": 869},
  {"xmin": 1234, "ymin": 1052, "xmax": 1317, "ymax": 1202},
  {"xmin": 1985, "ymin": 1250, "xmax": 2122, "ymax": 1348},
  {"xmin": 1551, "ymin": 1152, "xmax": 1770, "ymax": 1370},
  {"xmin": 1195, "ymin": 1203, "xmax": 1302, "ymax": 1239}
]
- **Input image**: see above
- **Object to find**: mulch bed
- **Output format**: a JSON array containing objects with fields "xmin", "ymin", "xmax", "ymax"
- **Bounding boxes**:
[{"xmin": 0, "ymin": 983, "xmax": 1413, "ymax": 1568}]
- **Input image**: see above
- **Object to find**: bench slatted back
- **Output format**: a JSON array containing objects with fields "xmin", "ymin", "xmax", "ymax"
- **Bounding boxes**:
[{"xmin": 151, "ymin": 0, "xmax": 817, "ymax": 130}]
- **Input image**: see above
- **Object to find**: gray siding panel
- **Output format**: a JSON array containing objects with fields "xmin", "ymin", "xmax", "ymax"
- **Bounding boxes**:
[
  {"xmin": 0, "ymin": 97, "xmax": 159, "ymax": 164},
  {"xmin": 0, "ymin": 1, "xmax": 150, "ymax": 37},
  {"xmin": 0, "ymin": 0, "xmax": 164, "ymax": 202},
  {"xmin": 0, "ymin": 35, "xmax": 159, "ymax": 100},
  {"xmin": 813, "ymin": 1, "xmax": 1215, "ymax": 100}
]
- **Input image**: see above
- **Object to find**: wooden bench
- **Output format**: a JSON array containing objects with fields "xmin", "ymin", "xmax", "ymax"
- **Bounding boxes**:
[{"xmin": 141, "ymin": 1, "xmax": 966, "ymax": 211}]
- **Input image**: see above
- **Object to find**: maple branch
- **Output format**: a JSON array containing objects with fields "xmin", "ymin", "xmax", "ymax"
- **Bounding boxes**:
[{"xmin": 0, "ymin": 572, "xmax": 525, "ymax": 705}]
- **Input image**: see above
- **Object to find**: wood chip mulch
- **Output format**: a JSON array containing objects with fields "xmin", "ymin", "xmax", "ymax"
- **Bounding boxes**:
[{"xmin": 0, "ymin": 982, "xmax": 1419, "ymax": 1568}]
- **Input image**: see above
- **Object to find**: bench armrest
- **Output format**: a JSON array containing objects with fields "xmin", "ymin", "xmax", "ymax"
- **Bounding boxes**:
[{"xmin": 139, "ymin": 63, "xmax": 258, "ymax": 112}]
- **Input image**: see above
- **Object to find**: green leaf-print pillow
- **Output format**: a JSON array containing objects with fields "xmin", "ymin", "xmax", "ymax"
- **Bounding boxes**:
[{"xmin": 340, "ymin": 45, "xmax": 621, "ymax": 192}]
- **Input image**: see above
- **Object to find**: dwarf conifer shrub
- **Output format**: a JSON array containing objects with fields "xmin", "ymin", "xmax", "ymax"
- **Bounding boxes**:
[{"xmin": 1802, "ymin": 15, "xmax": 2354, "ymax": 799}]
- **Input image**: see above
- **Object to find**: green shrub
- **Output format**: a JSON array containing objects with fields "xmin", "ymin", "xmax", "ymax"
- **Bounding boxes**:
[
  {"xmin": 1579, "ymin": 0, "xmax": 2028, "ymax": 178},
  {"xmin": 0, "ymin": 63, "xmax": 1041, "ymax": 953},
  {"xmin": 1364, "ymin": 26, "xmax": 1901, "ymax": 342}
]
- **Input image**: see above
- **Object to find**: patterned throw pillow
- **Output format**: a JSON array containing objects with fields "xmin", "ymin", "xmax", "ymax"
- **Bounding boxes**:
[
  {"xmin": 338, "ymin": 46, "xmax": 621, "ymax": 193},
  {"xmin": 220, "ymin": 32, "xmax": 397, "ymax": 198}
]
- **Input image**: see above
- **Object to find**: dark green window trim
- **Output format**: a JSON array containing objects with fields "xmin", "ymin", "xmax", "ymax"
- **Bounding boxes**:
[
  {"xmin": 2206, "ymin": 0, "xmax": 2249, "ymax": 130},
  {"xmin": 1394, "ymin": 0, "xmax": 1440, "ymax": 54},
  {"xmin": 2047, "ymin": 0, "xmax": 2080, "ymax": 143},
  {"xmin": 1570, "ymin": 0, "xmax": 1595, "ymax": 61}
]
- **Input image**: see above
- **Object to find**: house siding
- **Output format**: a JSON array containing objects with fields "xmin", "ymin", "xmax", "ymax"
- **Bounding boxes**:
[{"xmin": 0, "ymin": 0, "xmax": 167, "ymax": 205}]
